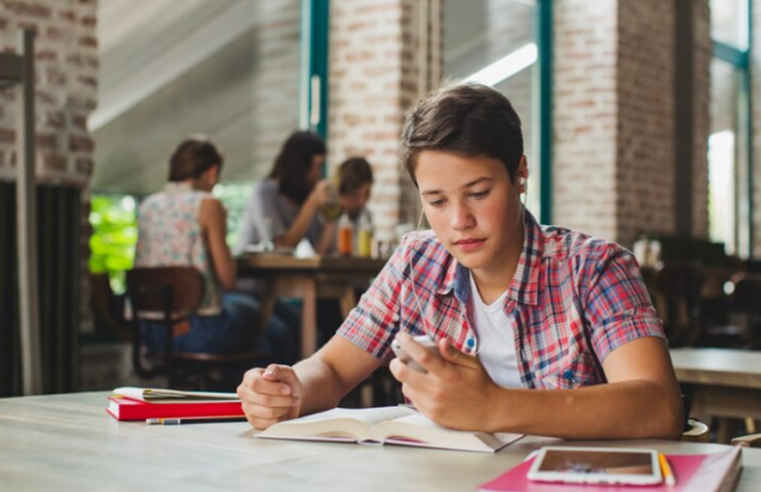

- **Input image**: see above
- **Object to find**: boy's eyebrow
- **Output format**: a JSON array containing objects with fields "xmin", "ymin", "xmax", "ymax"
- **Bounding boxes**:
[{"xmin": 420, "ymin": 177, "xmax": 494, "ymax": 196}]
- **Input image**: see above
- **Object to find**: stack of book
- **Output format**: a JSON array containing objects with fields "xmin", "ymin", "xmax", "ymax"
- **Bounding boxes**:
[{"xmin": 106, "ymin": 387, "xmax": 245, "ymax": 421}]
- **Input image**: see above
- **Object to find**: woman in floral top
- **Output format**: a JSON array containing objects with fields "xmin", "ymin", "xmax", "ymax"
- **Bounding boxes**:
[{"xmin": 135, "ymin": 135, "xmax": 293, "ymax": 361}]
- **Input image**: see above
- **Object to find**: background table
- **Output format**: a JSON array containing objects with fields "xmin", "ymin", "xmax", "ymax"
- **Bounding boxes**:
[
  {"xmin": 671, "ymin": 348, "xmax": 761, "ymax": 441},
  {"xmin": 2, "ymin": 392, "xmax": 760, "ymax": 492},
  {"xmin": 237, "ymin": 254, "xmax": 387, "ymax": 358}
]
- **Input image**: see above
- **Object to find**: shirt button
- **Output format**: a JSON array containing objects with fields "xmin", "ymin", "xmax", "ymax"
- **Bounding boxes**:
[
  {"xmin": 563, "ymin": 370, "xmax": 575, "ymax": 381},
  {"xmin": 466, "ymin": 338, "xmax": 475, "ymax": 349}
]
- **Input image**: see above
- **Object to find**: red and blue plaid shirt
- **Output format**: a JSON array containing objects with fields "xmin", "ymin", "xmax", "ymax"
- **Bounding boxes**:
[{"xmin": 337, "ymin": 211, "xmax": 666, "ymax": 389}]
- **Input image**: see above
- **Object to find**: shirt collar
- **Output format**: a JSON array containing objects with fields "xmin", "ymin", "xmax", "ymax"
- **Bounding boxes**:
[{"xmin": 436, "ymin": 209, "xmax": 543, "ymax": 306}]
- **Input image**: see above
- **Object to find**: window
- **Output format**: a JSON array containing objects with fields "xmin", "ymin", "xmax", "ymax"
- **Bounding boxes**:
[
  {"xmin": 708, "ymin": 0, "xmax": 751, "ymax": 257},
  {"xmin": 442, "ymin": 0, "xmax": 550, "ymax": 220},
  {"xmin": 89, "ymin": 194, "xmax": 137, "ymax": 294}
]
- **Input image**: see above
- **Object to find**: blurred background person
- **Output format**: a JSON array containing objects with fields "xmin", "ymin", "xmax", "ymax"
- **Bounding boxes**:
[
  {"xmin": 235, "ymin": 131, "xmax": 336, "ymax": 256},
  {"xmin": 337, "ymin": 156, "xmax": 374, "ymax": 223},
  {"xmin": 134, "ymin": 135, "xmax": 294, "ymax": 365}
]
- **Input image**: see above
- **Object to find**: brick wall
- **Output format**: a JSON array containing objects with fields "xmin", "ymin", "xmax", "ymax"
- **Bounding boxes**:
[
  {"xmin": 328, "ymin": 0, "xmax": 437, "ymax": 239},
  {"xmin": 553, "ymin": 0, "xmax": 709, "ymax": 248},
  {"xmin": 0, "ymin": 0, "xmax": 97, "ymax": 186},
  {"xmin": 616, "ymin": 0, "xmax": 675, "ymax": 247},
  {"xmin": 553, "ymin": 0, "xmax": 619, "ymax": 240},
  {"xmin": 691, "ymin": 0, "xmax": 711, "ymax": 240},
  {"xmin": 249, "ymin": 0, "xmax": 300, "ymax": 180},
  {"xmin": 0, "ymin": 0, "xmax": 98, "ymax": 332}
]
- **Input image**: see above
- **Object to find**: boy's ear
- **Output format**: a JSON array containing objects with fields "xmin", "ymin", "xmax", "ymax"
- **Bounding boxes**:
[{"xmin": 517, "ymin": 155, "xmax": 528, "ymax": 193}]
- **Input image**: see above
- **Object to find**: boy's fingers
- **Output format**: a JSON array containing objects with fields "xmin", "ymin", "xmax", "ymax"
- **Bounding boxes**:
[
  {"xmin": 439, "ymin": 338, "xmax": 481, "ymax": 368},
  {"xmin": 398, "ymin": 333, "xmax": 446, "ymax": 375}
]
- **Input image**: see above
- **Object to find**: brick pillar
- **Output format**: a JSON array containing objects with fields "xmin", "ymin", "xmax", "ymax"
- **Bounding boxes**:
[
  {"xmin": 553, "ymin": 0, "xmax": 619, "ymax": 241},
  {"xmin": 0, "ymin": 0, "xmax": 99, "ymax": 332},
  {"xmin": 616, "ymin": 0, "xmax": 675, "ymax": 247},
  {"xmin": 553, "ymin": 0, "xmax": 709, "ymax": 248},
  {"xmin": 753, "ymin": 0, "xmax": 761, "ymax": 256},
  {"xmin": 691, "ymin": 0, "xmax": 711, "ymax": 240},
  {"xmin": 328, "ymin": 0, "xmax": 440, "ymax": 239}
]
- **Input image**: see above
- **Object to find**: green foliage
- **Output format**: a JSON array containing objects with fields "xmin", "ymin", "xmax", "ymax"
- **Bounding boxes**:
[{"xmin": 88, "ymin": 194, "xmax": 137, "ymax": 294}]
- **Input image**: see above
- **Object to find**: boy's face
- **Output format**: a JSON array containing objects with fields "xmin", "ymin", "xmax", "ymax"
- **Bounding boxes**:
[{"xmin": 415, "ymin": 150, "xmax": 524, "ymax": 273}]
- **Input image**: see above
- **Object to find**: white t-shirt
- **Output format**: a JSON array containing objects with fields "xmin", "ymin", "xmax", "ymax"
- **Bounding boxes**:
[{"xmin": 468, "ymin": 272, "xmax": 522, "ymax": 388}]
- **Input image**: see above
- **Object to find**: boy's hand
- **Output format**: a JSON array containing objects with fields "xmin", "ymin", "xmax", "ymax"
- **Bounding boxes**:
[
  {"xmin": 237, "ymin": 364, "xmax": 302, "ymax": 429},
  {"xmin": 389, "ymin": 333, "xmax": 501, "ymax": 432}
]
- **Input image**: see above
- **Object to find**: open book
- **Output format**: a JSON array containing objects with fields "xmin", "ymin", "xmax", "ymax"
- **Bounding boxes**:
[{"xmin": 256, "ymin": 406, "xmax": 523, "ymax": 453}]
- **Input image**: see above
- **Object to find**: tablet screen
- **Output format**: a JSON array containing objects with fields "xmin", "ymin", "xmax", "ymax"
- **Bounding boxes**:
[{"xmin": 528, "ymin": 447, "xmax": 661, "ymax": 485}]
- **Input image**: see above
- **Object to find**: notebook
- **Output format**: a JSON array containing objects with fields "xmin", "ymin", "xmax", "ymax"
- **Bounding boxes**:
[
  {"xmin": 479, "ymin": 446, "xmax": 742, "ymax": 492},
  {"xmin": 106, "ymin": 387, "xmax": 244, "ymax": 421}
]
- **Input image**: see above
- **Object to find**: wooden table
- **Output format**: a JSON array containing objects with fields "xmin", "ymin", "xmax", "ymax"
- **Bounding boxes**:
[
  {"xmin": 671, "ymin": 348, "xmax": 761, "ymax": 441},
  {"xmin": 237, "ymin": 254, "xmax": 387, "ymax": 358},
  {"xmin": 2, "ymin": 392, "xmax": 760, "ymax": 492}
]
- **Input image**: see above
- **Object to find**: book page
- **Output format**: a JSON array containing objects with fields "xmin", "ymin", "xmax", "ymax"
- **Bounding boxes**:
[
  {"xmin": 257, "ymin": 406, "xmax": 416, "ymax": 442},
  {"xmin": 374, "ymin": 413, "xmax": 522, "ymax": 453}
]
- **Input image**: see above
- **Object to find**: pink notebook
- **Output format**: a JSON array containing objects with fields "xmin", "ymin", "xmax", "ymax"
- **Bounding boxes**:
[{"xmin": 479, "ymin": 447, "xmax": 742, "ymax": 492}]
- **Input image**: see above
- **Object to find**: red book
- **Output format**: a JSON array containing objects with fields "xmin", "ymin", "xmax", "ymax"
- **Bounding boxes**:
[
  {"xmin": 106, "ymin": 395, "xmax": 244, "ymax": 421},
  {"xmin": 478, "ymin": 446, "xmax": 742, "ymax": 492}
]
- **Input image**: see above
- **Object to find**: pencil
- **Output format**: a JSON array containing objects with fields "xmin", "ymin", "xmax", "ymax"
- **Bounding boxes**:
[
  {"xmin": 658, "ymin": 452, "xmax": 676, "ymax": 486},
  {"xmin": 146, "ymin": 416, "xmax": 248, "ymax": 425}
]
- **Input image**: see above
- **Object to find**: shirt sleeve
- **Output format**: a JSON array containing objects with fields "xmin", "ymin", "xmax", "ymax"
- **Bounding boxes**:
[
  {"xmin": 581, "ymin": 244, "xmax": 666, "ymax": 363},
  {"xmin": 337, "ymin": 242, "xmax": 407, "ymax": 359}
]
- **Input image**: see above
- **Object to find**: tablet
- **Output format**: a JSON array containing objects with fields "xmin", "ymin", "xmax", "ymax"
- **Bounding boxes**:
[{"xmin": 527, "ymin": 446, "xmax": 663, "ymax": 485}]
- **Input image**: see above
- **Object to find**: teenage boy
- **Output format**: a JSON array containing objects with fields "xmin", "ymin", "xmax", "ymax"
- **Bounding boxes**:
[{"xmin": 237, "ymin": 83, "xmax": 683, "ymax": 440}]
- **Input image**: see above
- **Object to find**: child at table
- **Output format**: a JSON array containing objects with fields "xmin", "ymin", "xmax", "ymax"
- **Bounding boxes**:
[{"xmin": 237, "ymin": 84, "xmax": 683, "ymax": 440}]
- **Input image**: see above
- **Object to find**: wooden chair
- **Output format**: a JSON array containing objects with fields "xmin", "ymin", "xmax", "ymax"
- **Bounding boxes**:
[
  {"xmin": 651, "ymin": 261, "xmax": 705, "ymax": 347},
  {"xmin": 126, "ymin": 267, "xmax": 268, "ymax": 390},
  {"xmin": 89, "ymin": 272, "xmax": 132, "ymax": 341},
  {"xmin": 725, "ymin": 274, "xmax": 761, "ymax": 349},
  {"xmin": 680, "ymin": 394, "xmax": 710, "ymax": 442}
]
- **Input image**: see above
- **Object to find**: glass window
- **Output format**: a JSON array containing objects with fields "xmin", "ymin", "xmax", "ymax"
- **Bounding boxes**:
[
  {"xmin": 708, "ymin": 1, "xmax": 750, "ymax": 258},
  {"xmin": 710, "ymin": 0, "xmax": 748, "ymax": 50},
  {"xmin": 88, "ymin": 0, "xmax": 311, "ymax": 288},
  {"xmin": 443, "ymin": 0, "xmax": 541, "ymax": 213},
  {"xmin": 90, "ymin": 0, "xmax": 303, "ymax": 194}
]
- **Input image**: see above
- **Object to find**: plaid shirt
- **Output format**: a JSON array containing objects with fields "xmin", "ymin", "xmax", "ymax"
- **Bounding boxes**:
[{"xmin": 337, "ymin": 211, "xmax": 666, "ymax": 389}]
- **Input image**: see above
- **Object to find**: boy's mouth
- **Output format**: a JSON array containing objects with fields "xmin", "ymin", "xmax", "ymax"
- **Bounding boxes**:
[{"xmin": 453, "ymin": 237, "xmax": 486, "ymax": 251}]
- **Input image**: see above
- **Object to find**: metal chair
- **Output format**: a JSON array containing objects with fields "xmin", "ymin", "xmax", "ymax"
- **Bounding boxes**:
[{"xmin": 126, "ymin": 267, "xmax": 268, "ymax": 390}]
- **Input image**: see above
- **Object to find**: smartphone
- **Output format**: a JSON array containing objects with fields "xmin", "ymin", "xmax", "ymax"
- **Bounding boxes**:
[{"xmin": 390, "ymin": 334, "xmax": 439, "ymax": 373}]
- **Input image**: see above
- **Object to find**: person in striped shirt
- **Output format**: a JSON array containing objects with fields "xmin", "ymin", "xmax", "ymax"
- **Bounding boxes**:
[{"xmin": 237, "ymin": 83, "xmax": 683, "ymax": 440}]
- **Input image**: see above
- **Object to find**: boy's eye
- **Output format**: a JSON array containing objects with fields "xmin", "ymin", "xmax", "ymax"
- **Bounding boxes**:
[
  {"xmin": 471, "ymin": 189, "xmax": 490, "ymax": 199},
  {"xmin": 428, "ymin": 199, "xmax": 445, "ymax": 207}
]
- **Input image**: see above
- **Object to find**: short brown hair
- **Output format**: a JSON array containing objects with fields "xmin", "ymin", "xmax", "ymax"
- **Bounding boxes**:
[
  {"xmin": 400, "ymin": 83, "xmax": 523, "ymax": 185},
  {"xmin": 337, "ymin": 157, "xmax": 373, "ymax": 195},
  {"xmin": 168, "ymin": 135, "xmax": 224, "ymax": 182}
]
